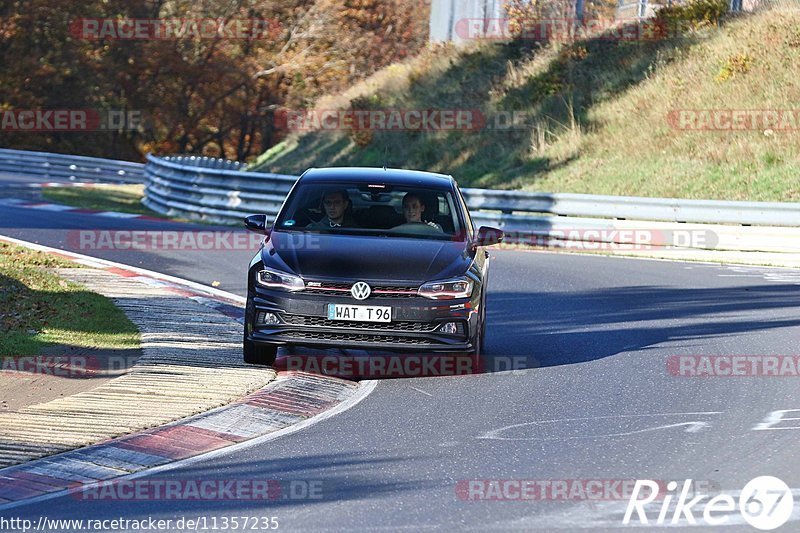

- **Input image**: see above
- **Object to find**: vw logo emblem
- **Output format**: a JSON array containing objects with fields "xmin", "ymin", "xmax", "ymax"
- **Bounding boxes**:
[{"xmin": 351, "ymin": 282, "xmax": 371, "ymax": 301}]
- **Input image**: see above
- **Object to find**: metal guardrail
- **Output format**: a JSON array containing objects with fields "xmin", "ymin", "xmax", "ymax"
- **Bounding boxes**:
[
  {"xmin": 459, "ymin": 189, "xmax": 800, "ymax": 227},
  {"xmin": 142, "ymin": 154, "xmax": 800, "ymax": 253},
  {"xmin": 4, "ymin": 148, "xmax": 796, "ymax": 253},
  {"xmin": 0, "ymin": 148, "xmax": 145, "ymax": 183},
  {"xmin": 143, "ymin": 154, "xmax": 295, "ymax": 222},
  {"xmin": 144, "ymin": 153, "xmax": 800, "ymax": 224}
]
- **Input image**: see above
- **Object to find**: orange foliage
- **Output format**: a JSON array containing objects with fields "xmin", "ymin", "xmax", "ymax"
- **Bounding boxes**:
[{"xmin": 0, "ymin": 0, "xmax": 429, "ymax": 161}]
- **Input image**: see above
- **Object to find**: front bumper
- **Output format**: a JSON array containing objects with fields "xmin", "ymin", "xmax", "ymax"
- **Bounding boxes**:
[{"xmin": 245, "ymin": 285, "xmax": 479, "ymax": 352}]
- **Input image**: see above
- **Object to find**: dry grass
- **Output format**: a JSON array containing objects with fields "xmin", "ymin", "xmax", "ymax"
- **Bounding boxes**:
[
  {"xmin": 253, "ymin": 8, "xmax": 800, "ymax": 201},
  {"xmin": 0, "ymin": 242, "xmax": 139, "ymax": 355}
]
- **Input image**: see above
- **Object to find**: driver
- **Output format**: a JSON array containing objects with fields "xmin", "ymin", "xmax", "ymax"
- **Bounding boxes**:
[
  {"xmin": 399, "ymin": 193, "xmax": 443, "ymax": 232},
  {"xmin": 307, "ymin": 189, "xmax": 358, "ymax": 228}
]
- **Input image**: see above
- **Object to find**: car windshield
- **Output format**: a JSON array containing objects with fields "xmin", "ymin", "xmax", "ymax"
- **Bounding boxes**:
[{"xmin": 275, "ymin": 182, "xmax": 463, "ymax": 240}]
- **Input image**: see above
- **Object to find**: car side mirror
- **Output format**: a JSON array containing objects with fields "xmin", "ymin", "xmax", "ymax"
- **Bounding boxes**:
[
  {"xmin": 244, "ymin": 214, "xmax": 269, "ymax": 234},
  {"xmin": 472, "ymin": 226, "xmax": 504, "ymax": 249}
]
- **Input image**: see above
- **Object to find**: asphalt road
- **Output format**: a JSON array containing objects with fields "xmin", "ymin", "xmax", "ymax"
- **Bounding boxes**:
[
  {"xmin": 3, "ymin": 201, "xmax": 800, "ymax": 531},
  {"xmin": 0, "ymin": 202, "xmax": 254, "ymax": 295}
]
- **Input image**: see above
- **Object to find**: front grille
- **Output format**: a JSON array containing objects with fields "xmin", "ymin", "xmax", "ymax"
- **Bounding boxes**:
[
  {"xmin": 303, "ymin": 282, "xmax": 419, "ymax": 298},
  {"xmin": 288, "ymin": 331, "xmax": 436, "ymax": 345},
  {"xmin": 281, "ymin": 314, "xmax": 437, "ymax": 332}
]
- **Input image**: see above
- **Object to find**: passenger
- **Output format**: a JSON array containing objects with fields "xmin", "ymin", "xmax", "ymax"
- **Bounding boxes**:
[
  {"xmin": 307, "ymin": 189, "xmax": 358, "ymax": 228},
  {"xmin": 399, "ymin": 192, "xmax": 443, "ymax": 232}
]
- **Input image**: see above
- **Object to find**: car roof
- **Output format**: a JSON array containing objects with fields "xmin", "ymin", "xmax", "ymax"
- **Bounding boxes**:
[{"xmin": 299, "ymin": 167, "xmax": 455, "ymax": 188}]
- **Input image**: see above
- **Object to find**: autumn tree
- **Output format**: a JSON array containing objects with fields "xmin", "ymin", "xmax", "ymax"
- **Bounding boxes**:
[{"xmin": 0, "ymin": 0, "xmax": 430, "ymax": 161}]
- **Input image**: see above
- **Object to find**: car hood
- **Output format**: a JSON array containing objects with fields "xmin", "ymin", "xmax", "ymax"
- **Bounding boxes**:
[{"xmin": 262, "ymin": 231, "xmax": 471, "ymax": 283}]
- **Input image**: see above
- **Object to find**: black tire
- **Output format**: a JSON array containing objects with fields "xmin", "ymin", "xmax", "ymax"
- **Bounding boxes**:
[
  {"xmin": 479, "ymin": 306, "xmax": 487, "ymax": 353},
  {"xmin": 243, "ymin": 332, "xmax": 278, "ymax": 366},
  {"xmin": 466, "ymin": 313, "xmax": 483, "ymax": 373},
  {"xmin": 470, "ymin": 321, "xmax": 482, "ymax": 357},
  {"xmin": 476, "ymin": 283, "xmax": 487, "ymax": 353}
]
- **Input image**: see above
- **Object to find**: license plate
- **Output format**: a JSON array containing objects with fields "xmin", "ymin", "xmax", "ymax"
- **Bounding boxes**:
[{"xmin": 327, "ymin": 304, "xmax": 392, "ymax": 322}]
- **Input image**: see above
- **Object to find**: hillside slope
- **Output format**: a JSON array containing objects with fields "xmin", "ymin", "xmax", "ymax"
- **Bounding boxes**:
[{"xmin": 251, "ymin": 9, "xmax": 800, "ymax": 201}]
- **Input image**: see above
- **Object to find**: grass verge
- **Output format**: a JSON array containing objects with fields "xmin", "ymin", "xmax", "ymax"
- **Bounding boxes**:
[
  {"xmin": 41, "ymin": 184, "xmax": 221, "ymax": 224},
  {"xmin": 41, "ymin": 184, "xmax": 163, "ymax": 217},
  {"xmin": 0, "ymin": 241, "xmax": 140, "ymax": 355},
  {"xmin": 251, "ymin": 8, "xmax": 800, "ymax": 201}
]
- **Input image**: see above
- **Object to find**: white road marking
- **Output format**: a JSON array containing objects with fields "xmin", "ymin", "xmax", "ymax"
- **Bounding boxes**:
[
  {"xmin": 752, "ymin": 409, "xmax": 800, "ymax": 431},
  {"xmin": 723, "ymin": 265, "xmax": 800, "ymax": 283},
  {"xmin": 26, "ymin": 203, "xmax": 74, "ymax": 211},
  {"xmin": 96, "ymin": 211, "xmax": 142, "ymax": 219},
  {"xmin": 478, "ymin": 412, "xmax": 722, "ymax": 441}
]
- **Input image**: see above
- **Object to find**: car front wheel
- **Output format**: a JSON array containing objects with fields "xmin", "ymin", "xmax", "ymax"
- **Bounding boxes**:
[
  {"xmin": 243, "ymin": 331, "xmax": 278, "ymax": 366},
  {"xmin": 479, "ymin": 306, "xmax": 486, "ymax": 353},
  {"xmin": 466, "ymin": 312, "xmax": 483, "ymax": 373}
]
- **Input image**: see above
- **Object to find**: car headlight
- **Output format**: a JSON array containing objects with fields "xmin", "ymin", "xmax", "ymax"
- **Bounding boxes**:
[
  {"xmin": 418, "ymin": 277, "xmax": 474, "ymax": 299},
  {"xmin": 256, "ymin": 268, "xmax": 305, "ymax": 291}
]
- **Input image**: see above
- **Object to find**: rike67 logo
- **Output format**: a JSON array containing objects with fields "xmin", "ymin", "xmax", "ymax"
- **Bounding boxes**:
[{"xmin": 624, "ymin": 476, "xmax": 794, "ymax": 530}]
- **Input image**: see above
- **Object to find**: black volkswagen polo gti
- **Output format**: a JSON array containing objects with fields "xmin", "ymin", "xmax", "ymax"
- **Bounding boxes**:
[{"xmin": 243, "ymin": 167, "xmax": 503, "ymax": 365}]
